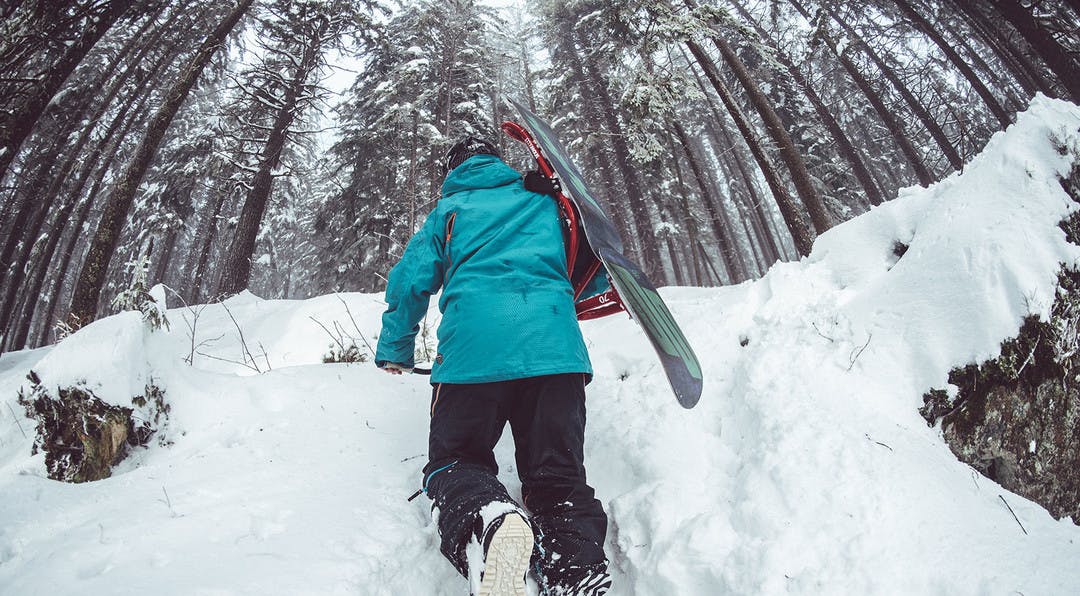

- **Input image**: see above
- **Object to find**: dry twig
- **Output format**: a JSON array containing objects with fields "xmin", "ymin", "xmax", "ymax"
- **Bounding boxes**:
[
  {"xmin": 999, "ymin": 495, "xmax": 1028, "ymax": 535},
  {"xmin": 847, "ymin": 334, "xmax": 873, "ymax": 371}
]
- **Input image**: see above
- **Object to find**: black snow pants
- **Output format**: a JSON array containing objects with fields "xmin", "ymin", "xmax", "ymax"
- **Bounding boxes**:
[{"xmin": 422, "ymin": 373, "xmax": 608, "ymax": 582}]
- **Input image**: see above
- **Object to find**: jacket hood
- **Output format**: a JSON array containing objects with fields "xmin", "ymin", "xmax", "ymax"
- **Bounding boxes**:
[{"xmin": 441, "ymin": 154, "xmax": 521, "ymax": 196}]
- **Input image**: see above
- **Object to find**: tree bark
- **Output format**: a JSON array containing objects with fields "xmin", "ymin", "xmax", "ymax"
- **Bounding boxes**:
[
  {"xmin": 4, "ymin": 87, "xmax": 146, "ymax": 350},
  {"xmin": 663, "ymin": 131, "xmax": 703, "ymax": 285},
  {"xmin": 829, "ymin": 38, "xmax": 934, "ymax": 185},
  {"xmin": 152, "ymin": 227, "xmax": 179, "ymax": 289},
  {"xmin": 713, "ymin": 122, "xmax": 783, "ymax": 268},
  {"xmin": 950, "ymin": 0, "xmax": 1056, "ymax": 97},
  {"xmin": 0, "ymin": 15, "xmax": 180, "ymax": 348},
  {"xmin": 940, "ymin": 7, "xmax": 1030, "ymax": 110},
  {"xmin": 68, "ymin": 0, "xmax": 254, "ymax": 326},
  {"xmin": 672, "ymin": 121, "xmax": 743, "ymax": 283},
  {"xmin": 185, "ymin": 181, "xmax": 230, "ymax": 303},
  {"xmin": 0, "ymin": 133, "xmax": 68, "ymax": 306},
  {"xmin": 787, "ymin": 0, "xmax": 934, "ymax": 186},
  {"xmin": 27, "ymin": 84, "xmax": 159, "ymax": 349},
  {"xmin": 683, "ymin": 53, "xmax": 788, "ymax": 263},
  {"xmin": 705, "ymin": 32, "xmax": 832, "ymax": 234},
  {"xmin": 822, "ymin": 3, "xmax": 964, "ymax": 172}
]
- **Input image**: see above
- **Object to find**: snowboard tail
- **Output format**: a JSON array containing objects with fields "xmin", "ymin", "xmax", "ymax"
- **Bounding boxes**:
[{"xmin": 601, "ymin": 248, "xmax": 702, "ymax": 407}]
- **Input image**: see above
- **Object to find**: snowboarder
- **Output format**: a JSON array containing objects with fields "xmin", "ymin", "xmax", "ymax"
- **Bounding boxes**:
[{"xmin": 375, "ymin": 137, "xmax": 611, "ymax": 596}]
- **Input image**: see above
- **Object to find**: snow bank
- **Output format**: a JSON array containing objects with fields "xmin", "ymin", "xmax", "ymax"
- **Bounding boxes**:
[{"xmin": 2, "ymin": 96, "xmax": 1080, "ymax": 595}]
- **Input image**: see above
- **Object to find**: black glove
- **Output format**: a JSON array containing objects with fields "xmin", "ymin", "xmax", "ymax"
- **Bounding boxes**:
[{"xmin": 524, "ymin": 170, "xmax": 561, "ymax": 196}]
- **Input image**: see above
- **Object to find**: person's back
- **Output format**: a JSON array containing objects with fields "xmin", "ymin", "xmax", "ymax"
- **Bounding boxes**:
[
  {"xmin": 431, "ymin": 153, "xmax": 590, "ymax": 383},
  {"xmin": 375, "ymin": 138, "xmax": 610, "ymax": 596}
]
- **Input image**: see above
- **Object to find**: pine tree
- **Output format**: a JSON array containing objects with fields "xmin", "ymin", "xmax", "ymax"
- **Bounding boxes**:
[
  {"xmin": 309, "ymin": 0, "xmax": 501, "ymax": 293},
  {"xmin": 67, "ymin": 0, "xmax": 255, "ymax": 327},
  {"xmin": 216, "ymin": 0, "xmax": 368, "ymax": 296}
]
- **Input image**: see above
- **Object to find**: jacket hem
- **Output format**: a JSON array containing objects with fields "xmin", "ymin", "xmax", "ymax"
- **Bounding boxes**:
[{"xmin": 431, "ymin": 365, "xmax": 592, "ymax": 385}]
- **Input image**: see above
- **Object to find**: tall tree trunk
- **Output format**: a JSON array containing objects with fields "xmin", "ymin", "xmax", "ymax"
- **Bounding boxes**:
[
  {"xmin": 894, "ymin": 0, "xmax": 1012, "ymax": 127},
  {"xmin": 186, "ymin": 182, "xmax": 230, "ymax": 303},
  {"xmin": 572, "ymin": 31, "xmax": 666, "ymax": 282},
  {"xmin": 684, "ymin": 39, "xmax": 814, "ymax": 256},
  {"xmin": 587, "ymin": 143, "xmax": 636, "ymax": 253},
  {"xmin": 217, "ymin": 21, "xmax": 323, "ymax": 296},
  {"xmin": 838, "ymin": 92, "xmax": 904, "ymax": 197},
  {"xmin": 703, "ymin": 130, "xmax": 769, "ymax": 276},
  {"xmin": 0, "ymin": 4, "xmax": 158, "ymax": 253},
  {"xmin": 788, "ymin": 0, "xmax": 934, "ymax": 186},
  {"xmin": 0, "ymin": 132, "xmax": 68, "ymax": 312},
  {"xmin": 68, "ymin": 0, "xmax": 255, "ymax": 326},
  {"xmin": 941, "ymin": 9, "xmax": 1030, "ymax": 110},
  {"xmin": 152, "ymin": 227, "xmax": 179, "ymax": 288},
  {"xmin": 672, "ymin": 121, "xmax": 745, "ymax": 283},
  {"xmin": 726, "ymin": 0, "xmax": 885, "ymax": 206},
  {"xmin": 517, "ymin": 37, "xmax": 540, "ymax": 113},
  {"xmin": 712, "ymin": 122, "xmax": 782, "ymax": 268},
  {"xmin": 0, "ymin": 16, "xmax": 180, "ymax": 347},
  {"xmin": 3, "ymin": 66, "xmax": 163, "ymax": 351},
  {"xmin": 683, "ymin": 53, "xmax": 788, "ymax": 263},
  {"xmin": 696, "ymin": 242, "xmax": 725, "ymax": 286},
  {"xmin": 0, "ymin": 0, "xmax": 134, "ymax": 180},
  {"xmin": 663, "ymin": 132, "xmax": 702, "ymax": 285},
  {"xmin": 828, "ymin": 38, "xmax": 935, "ymax": 185},
  {"xmin": 987, "ymin": 0, "xmax": 1080, "ymax": 101},
  {"xmin": 950, "ymin": 0, "xmax": 1056, "ymax": 97},
  {"xmin": 821, "ymin": 3, "xmax": 964, "ymax": 172},
  {"xmin": 695, "ymin": 23, "xmax": 832, "ymax": 234},
  {"xmin": 31, "ymin": 87, "xmax": 158, "ymax": 347},
  {"xmin": 645, "ymin": 187, "xmax": 683, "ymax": 284}
]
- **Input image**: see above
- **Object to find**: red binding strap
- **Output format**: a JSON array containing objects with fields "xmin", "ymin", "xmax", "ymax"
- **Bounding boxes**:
[{"xmin": 575, "ymin": 289, "xmax": 625, "ymax": 320}]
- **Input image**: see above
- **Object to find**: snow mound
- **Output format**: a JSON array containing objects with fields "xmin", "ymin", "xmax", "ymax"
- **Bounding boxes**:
[{"xmin": 1, "ymin": 96, "xmax": 1080, "ymax": 595}]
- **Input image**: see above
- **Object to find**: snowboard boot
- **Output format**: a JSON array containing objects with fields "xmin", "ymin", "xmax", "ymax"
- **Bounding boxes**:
[
  {"xmin": 538, "ymin": 563, "xmax": 611, "ymax": 596},
  {"xmin": 477, "ymin": 512, "xmax": 534, "ymax": 596}
]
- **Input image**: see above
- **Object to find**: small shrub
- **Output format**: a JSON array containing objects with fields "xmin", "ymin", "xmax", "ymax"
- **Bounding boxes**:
[
  {"xmin": 112, "ymin": 255, "xmax": 169, "ymax": 332},
  {"xmin": 323, "ymin": 342, "xmax": 369, "ymax": 364}
]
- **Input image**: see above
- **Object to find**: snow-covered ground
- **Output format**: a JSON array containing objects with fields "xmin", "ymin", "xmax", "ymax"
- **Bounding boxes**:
[{"xmin": 3, "ymin": 96, "xmax": 1080, "ymax": 595}]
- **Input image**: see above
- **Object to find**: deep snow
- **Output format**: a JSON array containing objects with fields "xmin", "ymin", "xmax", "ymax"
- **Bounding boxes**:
[{"xmin": 2, "ymin": 96, "xmax": 1080, "ymax": 595}]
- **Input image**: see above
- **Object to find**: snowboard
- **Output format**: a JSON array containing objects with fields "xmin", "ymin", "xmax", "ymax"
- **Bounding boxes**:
[{"xmin": 501, "ymin": 97, "xmax": 703, "ymax": 409}]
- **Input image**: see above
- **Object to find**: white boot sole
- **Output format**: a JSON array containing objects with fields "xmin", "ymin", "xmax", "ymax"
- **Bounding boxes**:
[{"xmin": 477, "ymin": 514, "xmax": 532, "ymax": 596}]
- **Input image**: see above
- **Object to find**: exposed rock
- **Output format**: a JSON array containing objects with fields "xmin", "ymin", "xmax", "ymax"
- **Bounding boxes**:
[
  {"xmin": 921, "ymin": 279, "xmax": 1080, "ymax": 523},
  {"xmin": 17, "ymin": 371, "xmax": 161, "ymax": 483},
  {"xmin": 920, "ymin": 158, "xmax": 1080, "ymax": 524}
]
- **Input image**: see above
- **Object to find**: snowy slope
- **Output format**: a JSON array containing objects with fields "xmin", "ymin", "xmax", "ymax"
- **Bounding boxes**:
[{"xmin": 2, "ymin": 96, "xmax": 1080, "ymax": 595}]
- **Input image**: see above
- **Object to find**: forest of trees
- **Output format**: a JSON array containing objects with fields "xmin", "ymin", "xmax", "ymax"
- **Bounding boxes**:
[{"xmin": 1, "ymin": 0, "xmax": 1078, "ymax": 353}]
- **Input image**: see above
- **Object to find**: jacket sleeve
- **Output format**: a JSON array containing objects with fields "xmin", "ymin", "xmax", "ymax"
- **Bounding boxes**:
[{"xmin": 375, "ymin": 210, "xmax": 445, "ymax": 368}]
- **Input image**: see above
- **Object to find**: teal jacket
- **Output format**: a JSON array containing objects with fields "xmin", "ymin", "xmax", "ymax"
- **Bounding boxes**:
[{"xmin": 374, "ymin": 154, "xmax": 592, "ymax": 383}]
